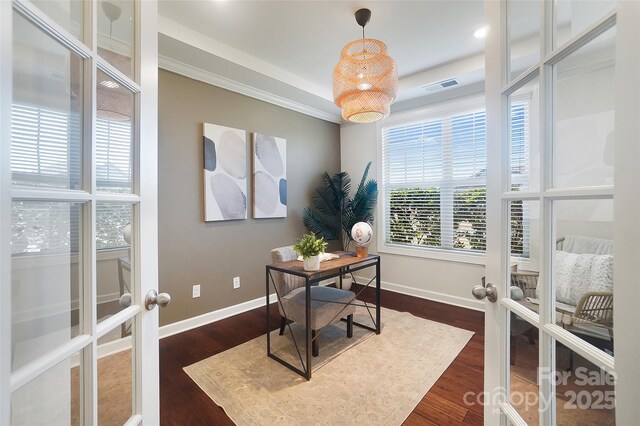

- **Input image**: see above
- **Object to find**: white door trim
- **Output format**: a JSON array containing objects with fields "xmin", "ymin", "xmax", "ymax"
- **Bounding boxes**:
[
  {"xmin": 612, "ymin": 1, "xmax": 640, "ymax": 423},
  {"xmin": 137, "ymin": 0, "xmax": 160, "ymax": 421},
  {"xmin": 0, "ymin": 0, "xmax": 13, "ymax": 422}
]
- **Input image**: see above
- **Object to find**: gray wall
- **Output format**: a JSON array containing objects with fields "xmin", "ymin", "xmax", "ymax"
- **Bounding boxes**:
[{"xmin": 158, "ymin": 70, "xmax": 340, "ymax": 326}]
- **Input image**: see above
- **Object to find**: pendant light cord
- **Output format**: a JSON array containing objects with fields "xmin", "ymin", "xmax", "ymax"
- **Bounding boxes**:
[{"xmin": 361, "ymin": 24, "xmax": 366, "ymax": 59}]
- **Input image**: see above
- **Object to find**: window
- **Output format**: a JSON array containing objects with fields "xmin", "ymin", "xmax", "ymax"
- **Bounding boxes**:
[
  {"xmin": 11, "ymin": 103, "xmax": 132, "ymax": 254},
  {"xmin": 381, "ymin": 100, "xmax": 529, "ymax": 257}
]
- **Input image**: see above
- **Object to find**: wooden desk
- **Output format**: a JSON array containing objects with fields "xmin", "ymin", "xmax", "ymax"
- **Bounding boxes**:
[{"xmin": 266, "ymin": 251, "xmax": 381, "ymax": 380}]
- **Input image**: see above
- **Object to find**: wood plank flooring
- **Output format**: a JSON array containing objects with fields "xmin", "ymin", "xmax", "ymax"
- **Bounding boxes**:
[{"xmin": 160, "ymin": 285, "xmax": 485, "ymax": 425}]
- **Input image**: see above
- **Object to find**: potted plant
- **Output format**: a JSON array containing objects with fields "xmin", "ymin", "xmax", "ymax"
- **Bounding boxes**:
[
  {"xmin": 302, "ymin": 162, "xmax": 378, "ymax": 287},
  {"xmin": 293, "ymin": 232, "xmax": 328, "ymax": 271}
]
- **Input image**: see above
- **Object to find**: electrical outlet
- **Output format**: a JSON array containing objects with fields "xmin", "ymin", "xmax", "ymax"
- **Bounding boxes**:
[
  {"xmin": 192, "ymin": 284, "xmax": 201, "ymax": 298},
  {"xmin": 233, "ymin": 276, "xmax": 240, "ymax": 289}
]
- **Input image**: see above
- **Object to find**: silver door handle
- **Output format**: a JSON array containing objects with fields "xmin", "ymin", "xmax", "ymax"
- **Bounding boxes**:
[
  {"xmin": 472, "ymin": 278, "xmax": 497, "ymax": 303},
  {"xmin": 145, "ymin": 289, "xmax": 171, "ymax": 310},
  {"xmin": 119, "ymin": 292, "xmax": 132, "ymax": 308}
]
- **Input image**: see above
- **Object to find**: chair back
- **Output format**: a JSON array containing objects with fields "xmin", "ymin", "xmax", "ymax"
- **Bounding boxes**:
[
  {"xmin": 572, "ymin": 291, "xmax": 614, "ymax": 327},
  {"xmin": 557, "ymin": 235, "xmax": 613, "ymax": 255},
  {"xmin": 270, "ymin": 246, "xmax": 305, "ymax": 297}
]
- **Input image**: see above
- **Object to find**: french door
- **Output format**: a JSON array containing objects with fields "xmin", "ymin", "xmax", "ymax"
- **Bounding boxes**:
[
  {"xmin": 483, "ymin": 0, "xmax": 639, "ymax": 424},
  {"xmin": 0, "ymin": 0, "xmax": 159, "ymax": 424}
]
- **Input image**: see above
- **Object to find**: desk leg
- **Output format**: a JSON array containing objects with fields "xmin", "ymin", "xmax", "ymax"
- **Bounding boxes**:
[
  {"xmin": 266, "ymin": 266, "xmax": 271, "ymax": 355},
  {"xmin": 376, "ymin": 257, "xmax": 381, "ymax": 334},
  {"xmin": 305, "ymin": 276, "xmax": 312, "ymax": 380}
]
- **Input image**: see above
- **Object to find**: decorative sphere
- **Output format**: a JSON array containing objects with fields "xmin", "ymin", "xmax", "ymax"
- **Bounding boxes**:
[
  {"xmin": 351, "ymin": 222, "xmax": 373, "ymax": 246},
  {"xmin": 123, "ymin": 223, "xmax": 132, "ymax": 245}
]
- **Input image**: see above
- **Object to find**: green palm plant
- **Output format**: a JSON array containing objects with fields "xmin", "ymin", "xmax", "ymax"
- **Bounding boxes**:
[{"xmin": 302, "ymin": 162, "xmax": 378, "ymax": 251}]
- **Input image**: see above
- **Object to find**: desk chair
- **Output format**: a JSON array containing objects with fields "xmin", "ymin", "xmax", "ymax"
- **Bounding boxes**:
[{"xmin": 270, "ymin": 246, "xmax": 356, "ymax": 357}]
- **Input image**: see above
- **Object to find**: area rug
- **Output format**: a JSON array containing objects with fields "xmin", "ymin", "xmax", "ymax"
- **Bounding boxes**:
[{"xmin": 184, "ymin": 307, "xmax": 474, "ymax": 425}]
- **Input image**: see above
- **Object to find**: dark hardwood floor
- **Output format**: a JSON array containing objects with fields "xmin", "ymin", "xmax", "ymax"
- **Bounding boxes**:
[{"xmin": 160, "ymin": 286, "xmax": 485, "ymax": 425}]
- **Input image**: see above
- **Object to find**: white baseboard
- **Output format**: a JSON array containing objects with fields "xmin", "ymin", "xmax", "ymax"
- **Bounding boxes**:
[
  {"xmin": 159, "ymin": 293, "xmax": 278, "ymax": 339},
  {"xmin": 95, "ymin": 294, "xmax": 278, "ymax": 358},
  {"xmin": 354, "ymin": 275, "xmax": 485, "ymax": 312},
  {"xmin": 13, "ymin": 292, "xmax": 122, "ymax": 325},
  {"xmin": 97, "ymin": 292, "xmax": 121, "ymax": 305},
  {"xmin": 98, "ymin": 282, "xmax": 482, "ymax": 358},
  {"xmin": 97, "ymin": 335, "xmax": 132, "ymax": 359},
  {"xmin": 159, "ymin": 278, "xmax": 484, "ymax": 343}
]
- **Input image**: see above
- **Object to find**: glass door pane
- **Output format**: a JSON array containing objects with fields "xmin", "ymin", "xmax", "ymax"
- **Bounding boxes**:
[
  {"xmin": 509, "ymin": 312, "xmax": 539, "ymax": 423},
  {"xmin": 552, "ymin": 25, "xmax": 615, "ymax": 189},
  {"xmin": 98, "ymin": 328, "xmax": 134, "ymax": 424},
  {"xmin": 510, "ymin": 199, "xmax": 540, "ymax": 315},
  {"xmin": 12, "ymin": 10, "xmax": 84, "ymax": 190},
  {"xmin": 96, "ymin": 202, "xmax": 133, "ymax": 328},
  {"xmin": 98, "ymin": 0, "xmax": 134, "ymax": 79},
  {"xmin": 555, "ymin": 341, "xmax": 615, "ymax": 423},
  {"xmin": 552, "ymin": 198, "xmax": 614, "ymax": 353},
  {"xmin": 11, "ymin": 201, "xmax": 83, "ymax": 371},
  {"xmin": 11, "ymin": 351, "xmax": 81, "ymax": 425},
  {"xmin": 30, "ymin": 0, "xmax": 84, "ymax": 40},
  {"xmin": 555, "ymin": 0, "xmax": 615, "ymax": 47},
  {"xmin": 509, "ymin": 77, "xmax": 539, "ymax": 192},
  {"xmin": 508, "ymin": 0, "xmax": 540, "ymax": 81},
  {"xmin": 96, "ymin": 69, "xmax": 134, "ymax": 194}
]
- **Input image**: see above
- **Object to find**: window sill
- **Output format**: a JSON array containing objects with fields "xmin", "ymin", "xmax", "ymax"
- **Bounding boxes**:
[
  {"xmin": 378, "ymin": 243, "xmax": 486, "ymax": 265},
  {"xmin": 12, "ymin": 248, "xmax": 128, "ymax": 269}
]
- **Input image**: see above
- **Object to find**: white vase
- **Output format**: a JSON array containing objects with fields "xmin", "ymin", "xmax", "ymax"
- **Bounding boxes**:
[
  {"xmin": 303, "ymin": 255, "xmax": 320, "ymax": 271},
  {"xmin": 335, "ymin": 275, "xmax": 353, "ymax": 291}
]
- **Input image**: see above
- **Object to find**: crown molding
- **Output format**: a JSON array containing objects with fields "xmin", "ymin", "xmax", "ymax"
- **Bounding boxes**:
[{"xmin": 159, "ymin": 55, "xmax": 341, "ymax": 124}]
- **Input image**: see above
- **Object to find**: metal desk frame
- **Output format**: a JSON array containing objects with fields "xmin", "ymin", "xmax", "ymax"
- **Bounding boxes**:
[{"xmin": 266, "ymin": 252, "xmax": 380, "ymax": 380}]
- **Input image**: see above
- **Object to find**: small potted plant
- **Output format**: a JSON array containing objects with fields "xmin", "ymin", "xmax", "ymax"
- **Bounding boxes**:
[{"xmin": 293, "ymin": 232, "xmax": 328, "ymax": 271}]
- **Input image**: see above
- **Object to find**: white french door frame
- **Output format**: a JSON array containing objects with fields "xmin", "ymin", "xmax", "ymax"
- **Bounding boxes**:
[
  {"xmin": 0, "ymin": 0, "xmax": 159, "ymax": 424},
  {"xmin": 485, "ymin": 0, "xmax": 640, "ymax": 424},
  {"xmin": 0, "ymin": 0, "xmax": 13, "ymax": 423},
  {"xmin": 611, "ymin": 2, "xmax": 640, "ymax": 423},
  {"xmin": 137, "ymin": 0, "xmax": 160, "ymax": 422}
]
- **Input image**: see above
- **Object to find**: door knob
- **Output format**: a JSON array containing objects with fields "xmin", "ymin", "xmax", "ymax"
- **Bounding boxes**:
[
  {"xmin": 119, "ymin": 292, "xmax": 132, "ymax": 308},
  {"xmin": 510, "ymin": 286, "xmax": 524, "ymax": 301},
  {"xmin": 145, "ymin": 289, "xmax": 171, "ymax": 311},
  {"xmin": 471, "ymin": 278, "xmax": 497, "ymax": 303}
]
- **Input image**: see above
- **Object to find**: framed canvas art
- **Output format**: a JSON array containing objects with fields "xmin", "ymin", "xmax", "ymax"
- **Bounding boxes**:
[
  {"xmin": 252, "ymin": 133, "xmax": 287, "ymax": 218},
  {"xmin": 203, "ymin": 123, "xmax": 247, "ymax": 221}
]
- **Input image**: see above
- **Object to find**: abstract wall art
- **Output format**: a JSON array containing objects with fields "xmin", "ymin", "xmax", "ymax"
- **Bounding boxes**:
[
  {"xmin": 203, "ymin": 123, "xmax": 247, "ymax": 221},
  {"xmin": 252, "ymin": 133, "xmax": 287, "ymax": 218}
]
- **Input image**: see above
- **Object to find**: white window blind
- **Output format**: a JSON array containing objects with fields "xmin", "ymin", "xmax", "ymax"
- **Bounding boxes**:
[
  {"xmin": 382, "ymin": 101, "xmax": 530, "ymax": 256},
  {"xmin": 11, "ymin": 103, "xmax": 132, "ymax": 254}
]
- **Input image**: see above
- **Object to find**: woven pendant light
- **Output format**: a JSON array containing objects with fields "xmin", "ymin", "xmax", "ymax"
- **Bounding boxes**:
[{"xmin": 333, "ymin": 8, "xmax": 398, "ymax": 123}]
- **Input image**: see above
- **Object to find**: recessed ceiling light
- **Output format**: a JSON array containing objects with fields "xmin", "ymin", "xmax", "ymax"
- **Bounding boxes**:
[
  {"xmin": 474, "ymin": 26, "xmax": 489, "ymax": 39},
  {"xmin": 100, "ymin": 80, "xmax": 120, "ymax": 89}
]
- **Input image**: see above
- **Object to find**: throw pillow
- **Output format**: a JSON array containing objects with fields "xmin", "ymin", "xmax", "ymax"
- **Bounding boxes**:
[{"xmin": 554, "ymin": 251, "xmax": 614, "ymax": 306}]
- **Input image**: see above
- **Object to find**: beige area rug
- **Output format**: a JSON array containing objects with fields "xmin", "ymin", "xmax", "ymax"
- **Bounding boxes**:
[{"xmin": 184, "ymin": 307, "xmax": 474, "ymax": 425}]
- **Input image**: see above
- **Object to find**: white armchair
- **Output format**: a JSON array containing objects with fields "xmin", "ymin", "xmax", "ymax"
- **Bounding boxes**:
[{"xmin": 511, "ymin": 235, "xmax": 613, "ymax": 332}]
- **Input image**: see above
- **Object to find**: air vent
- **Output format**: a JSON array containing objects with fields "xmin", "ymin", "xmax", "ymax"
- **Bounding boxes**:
[{"xmin": 422, "ymin": 78, "xmax": 460, "ymax": 93}]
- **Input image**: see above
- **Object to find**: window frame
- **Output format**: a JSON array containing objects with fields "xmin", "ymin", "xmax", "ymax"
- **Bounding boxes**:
[
  {"xmin": 377, "ymin": 95, "xmax": 486, "ymax": 264},
  {"xmin": 376, "ymin": 93, "xmax": 532, "ymax": 265}
]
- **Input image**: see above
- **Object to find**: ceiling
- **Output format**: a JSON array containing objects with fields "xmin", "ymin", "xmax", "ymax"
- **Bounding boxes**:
[{"xmin": 158, "ymin": 1, "xmax": 489, "ymax": 122}]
